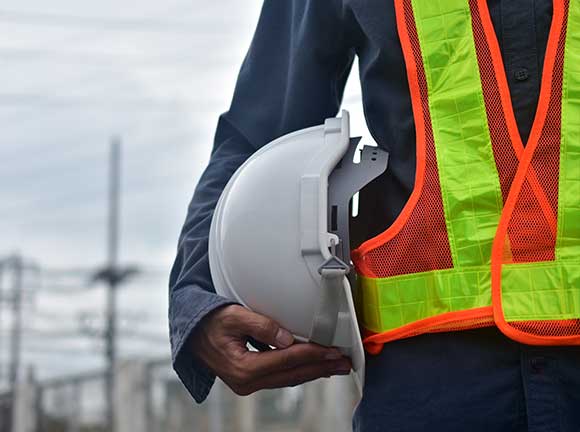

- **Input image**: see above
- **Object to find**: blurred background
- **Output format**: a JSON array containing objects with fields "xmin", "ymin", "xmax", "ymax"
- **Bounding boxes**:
[{"xmin": 0, "ymin": 1, "xmax": 368, "ymax": 431}]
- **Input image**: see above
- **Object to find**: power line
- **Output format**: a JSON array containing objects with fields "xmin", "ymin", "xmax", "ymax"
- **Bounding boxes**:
[
  {"xmin": 34, "ymin": 285, "xmax": 90, "ymax": 294},
  {"xmin": 19, "ymin": 346, "xmax": 99, "ymax": 356},
  {"xmin": 0, "ymin": 47, "xmax": 199, "ymax": 67},
  {"xmin": 0, "ymin": 9, "xmax": 202, "ymax": 34},
  {"xmin": 0, "ymin": 93, "xmax": 194, "ymax": 111},
  {"xmin": 39, "ymin": 268, "xmax": 95, "ymax": 277},
  {"xmin": 38, "ymin": 265, "xmax": 166, "ymax": 279},
  {"xmin": 19, "ymin": 329, "xmax": 92, "ymax": 340}
]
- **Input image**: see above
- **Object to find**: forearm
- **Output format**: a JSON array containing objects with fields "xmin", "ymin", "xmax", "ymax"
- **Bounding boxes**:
[
  {"xmin": 168, "ymin": 0, "xmax": 354, "ymax": 403},
  {"xmin": 168, "ymin": 115, "xmax": 255, "ymax": 402}
]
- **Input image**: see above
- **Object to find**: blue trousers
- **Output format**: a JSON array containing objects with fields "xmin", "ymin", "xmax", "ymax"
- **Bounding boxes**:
[{"xmin": 353, "ymin": 327, "xmax": 580, "ymax": 432}]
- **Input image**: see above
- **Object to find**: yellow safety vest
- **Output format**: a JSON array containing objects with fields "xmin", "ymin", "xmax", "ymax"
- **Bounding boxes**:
[{"xmin": 352, "ymin": 0, "xmax": 580, "ymax": 353}]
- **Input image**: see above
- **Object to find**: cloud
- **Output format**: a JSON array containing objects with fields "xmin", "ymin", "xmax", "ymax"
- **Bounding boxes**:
[
  {"xmin": 0, "ymin": 0, "xmax": 262, "ymax": 381},
  {"xmin": 0, "ymin": 0, "xmax": 368, "ymax": 383}
]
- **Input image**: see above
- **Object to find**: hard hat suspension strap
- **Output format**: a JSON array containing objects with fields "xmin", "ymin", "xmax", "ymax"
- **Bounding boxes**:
[{"xmin": 309, "ymin": 256, "xmax": 350, "ymax": 346}]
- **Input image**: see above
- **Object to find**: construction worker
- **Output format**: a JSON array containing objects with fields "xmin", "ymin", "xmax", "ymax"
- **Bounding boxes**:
[{"xmin": 169, "ymin": 1, "xmax": 580, "ymax": 430}]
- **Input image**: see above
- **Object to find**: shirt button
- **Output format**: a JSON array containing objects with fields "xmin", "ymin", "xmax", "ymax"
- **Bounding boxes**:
[{"xmin": 514, "ymin": 68, "xmax": 530, "ymax": 82}]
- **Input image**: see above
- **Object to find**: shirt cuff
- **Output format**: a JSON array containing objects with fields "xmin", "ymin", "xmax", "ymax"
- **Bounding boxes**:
[{"xmin": 170, "ymin": 287, "xmax": 235, "ymax": 403}]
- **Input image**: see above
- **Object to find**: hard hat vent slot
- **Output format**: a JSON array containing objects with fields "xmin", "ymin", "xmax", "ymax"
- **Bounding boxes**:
[
  {"xmin": 351, "ymin": 192, "xmax": 360, "ymax": 218},
  {"xmin": 328, "ymin": 138, "xmax": 389, "ymax": 264}
]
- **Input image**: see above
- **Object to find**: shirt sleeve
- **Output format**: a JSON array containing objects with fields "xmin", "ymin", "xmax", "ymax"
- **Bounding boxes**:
[{"xmin": 168, "ymin": 0, "xmax": 355, "ymax": 404}]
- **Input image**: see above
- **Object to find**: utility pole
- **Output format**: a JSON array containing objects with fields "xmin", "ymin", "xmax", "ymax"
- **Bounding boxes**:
[
  {"xmin": 8, "ymin": 255, "xmax": 23, "ymax": 432},
  {"xmin": 9, "ymin": 256, "xmax": 23, "ymax": 394},
  {"xmin": 0, "ymin": 259, "xmax": 4, "ymax": 391},
  {"xmin": 105, "ymin": 137, "xmax": 121, "ymax": 432},
  {"xmin": 90, "ymin": 137, "xmax": 137, "ymax": 432}
]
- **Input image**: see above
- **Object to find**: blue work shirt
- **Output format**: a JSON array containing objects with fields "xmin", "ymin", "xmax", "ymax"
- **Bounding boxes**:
[{"xmin": 169, "ymin": 1, "xmax": 580, "ymax": 430}]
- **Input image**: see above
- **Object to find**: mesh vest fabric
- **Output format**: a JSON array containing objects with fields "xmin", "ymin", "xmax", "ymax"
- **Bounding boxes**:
[
  {"xmin": 492, "ymin": 0, "xmax": 580, "ymax": 345},
  {"xmin": 352, "ymin": 0, "xmax": 580, "ymax": 353}
]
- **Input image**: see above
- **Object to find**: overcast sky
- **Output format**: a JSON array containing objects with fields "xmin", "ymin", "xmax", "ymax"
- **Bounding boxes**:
[{"xmin": 0, "ymin": 0, "xmax": 366, "ymax": 382}]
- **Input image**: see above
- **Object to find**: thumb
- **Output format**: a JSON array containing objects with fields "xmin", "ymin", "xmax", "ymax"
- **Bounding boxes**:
[{"xmin": 235, "ymin": 308, "xmax": 294, "ymax": 349}]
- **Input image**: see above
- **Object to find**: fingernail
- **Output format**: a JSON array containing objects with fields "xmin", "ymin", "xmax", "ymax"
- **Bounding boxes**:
[
  {"xmin": 325, "ymin": 349, "xmax": 343, "ymax": 360},
  {"xmin": 275, "ymin": 328, "xmax": 294, "ymax": 348}
]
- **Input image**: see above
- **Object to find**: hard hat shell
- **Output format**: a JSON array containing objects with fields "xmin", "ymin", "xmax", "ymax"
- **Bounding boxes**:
[{"xmin": 209, "ymin": 111, "xmax": 365, "ymax": 395}]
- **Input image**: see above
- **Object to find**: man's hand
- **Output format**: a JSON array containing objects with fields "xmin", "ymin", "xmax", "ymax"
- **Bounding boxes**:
[{"xmin": 190, "ymin": 304, "xmax": 352, "ymax": 396}]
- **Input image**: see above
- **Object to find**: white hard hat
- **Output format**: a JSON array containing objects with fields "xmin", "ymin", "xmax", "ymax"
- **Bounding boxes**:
[{"xmin": 209, "ymin": 111, "xmax": 388, "ymax": 396}]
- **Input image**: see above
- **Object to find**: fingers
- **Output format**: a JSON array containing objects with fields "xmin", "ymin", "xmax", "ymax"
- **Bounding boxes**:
[
  {"xmin": 227, "ymin": 306, "xmax": 294, "ymax": 349},
  {"xmin": 231, "ymin": 358, "xmax": 352, "ymax": 396},
  {"xmin": 192, "ymin": 304, "xmax": 354, "ymax": 397},
  {"xmin": 242, "ymin": 342, "xmax": 344, "ymax": 378},
  {"xmin": 222, "ymin": 342, "xmax": 352, "ymax": 396}
]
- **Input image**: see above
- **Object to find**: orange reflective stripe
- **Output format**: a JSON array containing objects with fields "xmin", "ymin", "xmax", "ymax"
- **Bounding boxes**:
[
  {"xmin": 355, "ymin": 0, "xmax": 497, "ymax": 353},
  {"xmin": 475, "ymin": 0, "xmax": 557, "ymax": 237},
  {"xmin": 356, "ymin": 0, "xmax": 578, "ymax": 351},
  {"xmin": 491, "ymin": 0, "xmax": 580, "ymax": 346},
  {"xmin": 353, "ymin": 0, "xmax": 454, "ymax": 281},
  {"xmin": 352, "ymin": 0, "xmax": 425, "ymax": 260},
  {"xmin": 362, "ymin": 306, "xmax": 494, "ymax": 354}
]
